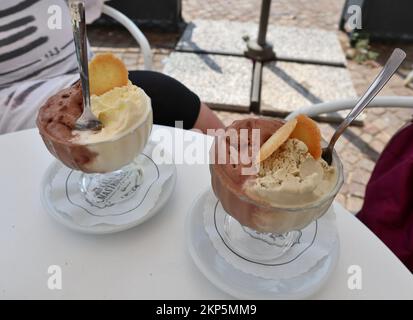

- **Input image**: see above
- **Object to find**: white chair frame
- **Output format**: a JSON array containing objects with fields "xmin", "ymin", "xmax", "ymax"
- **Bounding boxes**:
[
  {"xmin": 285, "ymin": 96, "xmax": 413, "ymax": 120},
  {"xmin": 101, "ymin": 4, "xmax": 153, "ymax": 70}
]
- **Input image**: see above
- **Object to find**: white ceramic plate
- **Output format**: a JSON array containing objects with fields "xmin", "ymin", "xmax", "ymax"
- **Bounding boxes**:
[
  {"xmin": 41, "ymin": 158, "xmax": 176, "ymax": 235},
  {"xmin": 185, "ymin": 188, "xmax": 340, "ymax": 300}
]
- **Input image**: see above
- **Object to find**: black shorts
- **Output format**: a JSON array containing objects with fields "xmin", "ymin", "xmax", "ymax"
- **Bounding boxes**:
[{"xmin": 129, "ymin": 71, "xmax": 201, "ymax": 130}]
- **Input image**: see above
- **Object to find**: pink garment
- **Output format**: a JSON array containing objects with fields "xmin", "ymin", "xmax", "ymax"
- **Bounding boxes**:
[{"xmin": 357, "ymin": 119, "xmax": 413, "ymax": 272}]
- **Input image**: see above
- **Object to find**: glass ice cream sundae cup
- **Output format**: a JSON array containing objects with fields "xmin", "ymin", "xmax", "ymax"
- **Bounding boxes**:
[
  {"xmin": 209, "ymin": 117, "xmax": 344, "ymax": 262},
  {"xmin": 37, "ymin": 54, "xmax": 153, "ymax": 207}
]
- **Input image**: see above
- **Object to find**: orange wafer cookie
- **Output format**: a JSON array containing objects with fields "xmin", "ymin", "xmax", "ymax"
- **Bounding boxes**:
[
  {"xmin": 89, "ymin": 53, "xmax": 128, "ymax": 96},
  {"xmin": 289, "ymin": 114, "xmax": 322, "ymax": 159},
  {"xmin": 257, "ymin": 118, "xmax": 297, "ymax": 163}
]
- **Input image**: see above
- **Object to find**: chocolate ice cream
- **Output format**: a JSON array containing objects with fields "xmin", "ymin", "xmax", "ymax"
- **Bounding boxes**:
[{"xmin": 37, "ymin": 81, "xmax": 98, "ymax": 172}]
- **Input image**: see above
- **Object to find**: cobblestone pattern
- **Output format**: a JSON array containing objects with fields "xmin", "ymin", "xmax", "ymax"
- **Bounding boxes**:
[
  {"xmin": 89, "ymin": 0, "xmax": 413, "ymax": 213},
  {"xmin": 182, "ymin": 0, "xmax": 344, "ymax": 30}
]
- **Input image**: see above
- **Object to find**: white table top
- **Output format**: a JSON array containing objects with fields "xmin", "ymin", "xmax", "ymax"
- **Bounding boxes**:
[{"xmin": 0, "ymin": 126, "xmax": 412, "ymax": 300}]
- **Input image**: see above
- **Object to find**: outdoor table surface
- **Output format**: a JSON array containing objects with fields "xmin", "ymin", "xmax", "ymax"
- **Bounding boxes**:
[{"xmin": 0, "ymin": 126, "xmax": 412, "ymax": 299}]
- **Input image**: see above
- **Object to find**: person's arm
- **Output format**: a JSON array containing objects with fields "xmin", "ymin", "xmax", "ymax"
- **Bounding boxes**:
[
  {"xmin": 128, "ymin": 71, "xmax": 224, "ymax": 134},
  {"xmin": 193, "ymin": 103, "xmax": 225, "ymax": 134}
]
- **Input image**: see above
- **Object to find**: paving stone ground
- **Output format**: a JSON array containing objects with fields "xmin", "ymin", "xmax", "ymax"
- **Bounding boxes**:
[
  {"xmin": 176, "ymin": 19, "xmax": 346, "ymax": 65},
  {"xmin": 163, "ymin": 52, "xmax": 252, "ymax": 110},
  {"xmin": 89, "ymin": 0, "xmax": 413, "ymax": 214},
  {"xmin": 261, "ymin": 61, "xmax": 356, "ymax": 115}
]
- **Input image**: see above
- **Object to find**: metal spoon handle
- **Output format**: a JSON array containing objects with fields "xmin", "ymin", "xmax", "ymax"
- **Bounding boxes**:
[
  {"xmin": 327, "ymin": 48, "xmax": 406, "ymax": 150},
  {"xmin": 70, "ymin": 0, "xmax": 91, "ymax": 111}
]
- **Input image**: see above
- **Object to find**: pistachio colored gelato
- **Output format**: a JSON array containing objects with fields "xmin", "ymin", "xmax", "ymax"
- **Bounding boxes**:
[
  {"xmin": 73, "ymin": 81, "xmax": 151, "ymax": 144},
  {"xmin": 244, "ymin": 138, "xmax": 337, "ymax": 207}
]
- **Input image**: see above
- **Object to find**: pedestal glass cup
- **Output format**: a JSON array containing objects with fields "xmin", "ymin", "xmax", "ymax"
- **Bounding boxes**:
[
  {"xmin": 38, "ymin": 109, "xmax": 153, "ymax": 208},
  {"xmin": 210, "ymin": 141, "xmax": 344, "ymax": 263}
]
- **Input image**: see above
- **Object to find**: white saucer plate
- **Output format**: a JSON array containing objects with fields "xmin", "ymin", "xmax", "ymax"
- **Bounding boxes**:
[
  {"xmin": 185, "ymin": 188, "xmax": 340, "ymax": 300},
  {"xmin": 41, "ymin": 156, "xmax": 176, "ymax": 235}
]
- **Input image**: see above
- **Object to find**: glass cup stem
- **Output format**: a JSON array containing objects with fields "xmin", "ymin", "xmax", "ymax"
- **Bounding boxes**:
[
  {"xmin": 79, "ymin": 158, "xmax": 143, "ymax": 208},
  {"xmin": 223, "ymin": 213, "xmax": 302, "ymax": 262}
]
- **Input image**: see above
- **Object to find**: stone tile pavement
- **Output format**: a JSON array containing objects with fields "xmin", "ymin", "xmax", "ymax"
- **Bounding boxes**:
[
  {"xmin": 163, "ymin": 52, "xmax": 253, "ymax": 110},
  {"xmin": 88, "ymin": 0, "xmax": 413, "ymax": 214},
  {"xmin": 181, "ymin": 0, "xmax": 413, "ymax": 213},
  {"xmin": 261, "ymin": 61, "xmax": 356, "ymax": 115},
  {"xmin": 176, "ymin": 19, "xmax": 346, "ymax": 65}
]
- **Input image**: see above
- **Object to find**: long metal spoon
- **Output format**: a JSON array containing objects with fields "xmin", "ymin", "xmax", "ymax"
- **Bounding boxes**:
[
  {"xmin": 321, "ymin": 48, "xmax": 406, "ymax": 165},
  {"xmin": 70, "ymin": 0, "xmax": 102, "ymax": 131}
]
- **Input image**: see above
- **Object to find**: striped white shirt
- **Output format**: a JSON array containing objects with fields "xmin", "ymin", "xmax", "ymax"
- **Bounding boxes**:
[{"xmin": 0, "ymin": 0, "xmax": 100, "ymax": 134}]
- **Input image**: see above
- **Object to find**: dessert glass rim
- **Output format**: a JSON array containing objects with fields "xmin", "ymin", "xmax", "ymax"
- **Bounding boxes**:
[
  {"xmin": 237, "ymin": 147, "xmax": 344, "ymax": 212},
  {"xmin": 37, "ymin": 97, "xmax": 153, "ymax": 146}
]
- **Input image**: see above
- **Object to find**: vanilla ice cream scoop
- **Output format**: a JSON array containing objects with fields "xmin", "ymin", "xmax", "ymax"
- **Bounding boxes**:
[
  {"xmin": 70, "ymin": 81, "xmax": 152, "ymax": 172},
  {"xmin": 244, "ymin": 139, "xmax": 337, "ymax": 207},
  {"xmin": 73, "ymin": 81, "xmax": 150, "ymax": 144}
]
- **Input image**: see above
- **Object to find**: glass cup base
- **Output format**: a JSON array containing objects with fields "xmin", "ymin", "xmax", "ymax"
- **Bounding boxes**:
[
  {"xmin": 79, "ymin": 159, "xmax": 143, "ymax": 208},
  {"xmin": 223, "ymin": 213, "xmax": 302, "ymax": 263}
]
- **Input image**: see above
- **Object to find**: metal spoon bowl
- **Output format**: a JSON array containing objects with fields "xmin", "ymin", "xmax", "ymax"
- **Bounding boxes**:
[{"xmin": 322, "ymin": 48, "xmax": 406, "ymax": 165}]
